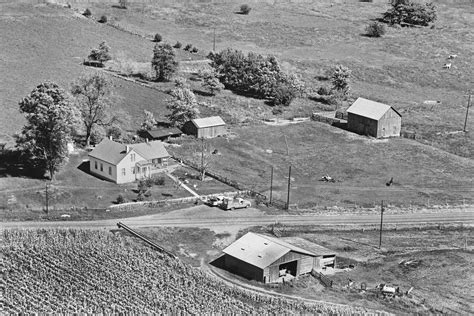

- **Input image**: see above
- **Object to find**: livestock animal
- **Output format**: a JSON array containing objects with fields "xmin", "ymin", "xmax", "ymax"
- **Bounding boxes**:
[
  {"xmin": 386, "ymin": 177, "xmax": 394, "ymax": 186},
  {"xmin": 447, "ymin": 54, "xmax": 458, "ymax": 59},
  {"xmin": 443, "ymin": 63, "xmax": 451, "ymax": 69}
]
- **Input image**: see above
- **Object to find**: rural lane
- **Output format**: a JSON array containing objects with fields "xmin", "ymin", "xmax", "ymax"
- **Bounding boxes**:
[{"xmin": 1, "ymin": 206, "xmax": 473, "ymax": 231}]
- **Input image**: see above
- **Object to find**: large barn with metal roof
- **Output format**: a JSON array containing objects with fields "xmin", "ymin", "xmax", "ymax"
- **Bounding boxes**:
[
  {"xmin": 182, "ymin": 116, "xmax": 226, "ymax": 139},
  {"xmin": 346, "ymin": 97, "xmax": 401, "ymax": 138},
  {"xmin": 222, "ymin": 232, "xmax": 336, "ymax": 283}
]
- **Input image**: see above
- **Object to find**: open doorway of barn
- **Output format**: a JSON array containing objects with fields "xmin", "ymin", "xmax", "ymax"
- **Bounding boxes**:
[{"xmin": 279, "ymin": 261, "xmax": 297, "ymax": 277}]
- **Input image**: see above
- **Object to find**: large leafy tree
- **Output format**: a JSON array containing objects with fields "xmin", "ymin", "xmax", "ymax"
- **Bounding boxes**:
[
  {"xmin": 16, "ymin": 82, "xmax": 79, "ymax": 180},
  {"xmin": 88, "ymin": 41, "xmax": 112, "ymax": 64},
  {"xmin": 71, "ymin": 73, "xmax": 118, "ymax": 146},
  {"xmin": 383, "ymin": 0, "xmax": 436, "ymax": 26},
  {"xmin": 140, "ymin": 110, "xmax": 157, "ymax": 131},
  {"xmin": 152, "ymin": 43, "xmax": 178, "ymax": 81},
  {"xmin": 330, "ymin": 64, "xmax": 351, "ymax": 96},
  {"xmin": 166, "ymin": 79, "xmax": 199, "ymax": 126}
]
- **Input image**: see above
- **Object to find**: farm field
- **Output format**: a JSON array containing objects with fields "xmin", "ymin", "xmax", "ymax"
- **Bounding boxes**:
[
  {"xmin": 2, "ymin": 228, "xmax": 372, "ymax": 314},
  {"xmin": 211, "ymin": 225, "xmax": 474, "ymax": 314},
  {"xmin": 172, "ymin": 121, "xmax": 474, "ymax": 209}
]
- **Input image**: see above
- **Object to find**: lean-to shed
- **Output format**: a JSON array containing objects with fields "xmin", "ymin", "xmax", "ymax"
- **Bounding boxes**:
[{"xmin": 182, "ymin": 116, "xmax": 226, "ymax": 138}]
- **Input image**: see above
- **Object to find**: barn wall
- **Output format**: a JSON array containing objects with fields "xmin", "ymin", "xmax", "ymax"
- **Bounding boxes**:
[
  {"xmin": 198, "ymin": 125, "xmax": 226, "ymax": 138},
  {"xmin": 267, "ymin": 251, "xmax": 315, "ymax": 281},
  {"xmin": 347, "ymin": 114, "xmax": 378, "ymax": 137},
  {"xmin": 377, "ymin": 109, "xmax": 401, "ymax": 138},
  {"xmin": 223, "ymin": 255, "xmax": 263, "ymax": 282},
  {"xmin": 182, "ymin": 121, "xmax": 198, "ymax": 137}
]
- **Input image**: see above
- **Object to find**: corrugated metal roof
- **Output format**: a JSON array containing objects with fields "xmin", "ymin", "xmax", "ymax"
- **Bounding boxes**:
[
  {"xmin": 222, "ymin": 232, "xmax": 316, "ymax": 269},
  {"xmin": 145, "ymin": 127, "xmax": 182, "ymax": 139},
  {"xmin": 88, "ymin": 139, "xmax": 169, "ymax": 165},
  {"xmin": 88, "ymin": 139, "xmax": 129, "ymax": 165},
  {"xmin": 280, "ymin": 237, "xmax": 335, "ymax": 256},
  {"xmin": 191, "ymin": 116, "xmax": 226, "ymax": 128},
  {"xmin": 131, "ymin": 141, "xmax": 169, "ymax": 160},
  {"xmin": 347, "ymin": 97, "xmax": 398, "ymax": 121}
]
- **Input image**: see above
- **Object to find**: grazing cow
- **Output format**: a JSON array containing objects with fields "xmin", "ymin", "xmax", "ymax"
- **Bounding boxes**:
[
  {"xmin": 448, "ymin": 54, "xmax": 458, "ymax": 59},
  {"xmin": 386, "ymin": 177, "xmax": 394, "ymax": 187},
  {"xmin": 443, "ymin": 63, "xmax": 451, "ymax": 69}
]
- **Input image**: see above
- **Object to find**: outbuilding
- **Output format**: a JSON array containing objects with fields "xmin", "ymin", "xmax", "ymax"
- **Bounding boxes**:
[
  {"xmin": 222, "ymin": 232, "xmax": 335, "ymax": 283},
  {"xmin": 182, "ymin": 116, "xmax": 226, "ymax": 138},
  {"xmin": 143, "ymin": 127, "xmax": 182, "ymax": 142},
  {"xmin": 346, "ymin": 97, "xmax": 401, "ymax": 138}
]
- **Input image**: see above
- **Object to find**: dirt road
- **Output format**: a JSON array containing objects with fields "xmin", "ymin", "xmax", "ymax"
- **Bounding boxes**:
[{"xmin": 1, "ymin": 205, "xmax": 473, "ymax": 232}]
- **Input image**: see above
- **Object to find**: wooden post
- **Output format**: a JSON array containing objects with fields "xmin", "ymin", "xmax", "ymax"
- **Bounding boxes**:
[
  {"xmin": 463, "ymin": 92, "xmax": 471, "ymax": 132},
  {"xmin": 286, "ymin": 165, "xmax": 291, "ymax": 210},
  {"xmin": 284, "ymin": 134, "xmax": 289, "ymax": 156},
  {"xmin": 379, "ymin": 200, "xmax": 384, "ymax": 249},
  {"xmin": 200, "ymin": 137, "xmax": 205, "ymax": 181},
  {"xmin": 269, "ymin": 166, "xmax": 274, "ymax": 204},
  {"xmin": 45, "ymin": 182, "xmax": 49, "ymax": 214}
]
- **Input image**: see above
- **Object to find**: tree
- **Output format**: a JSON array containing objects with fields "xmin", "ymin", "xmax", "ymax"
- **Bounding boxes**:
[
  {"xmin": 151, "ymin": 43, "xmax": 178, "ymax": 82},
  {"xmin": 16, "ymin": 82, "xmax": 78, "ymax": 180},
  {"xmin": 240, "ymin": 4, "xmax": 251, "ymax": 15},
  {"xmin": 383, "ymin": 0, "xmax": 436, "ymax": 26},
  {"xmin": 330, "ymin": 65, "xmax": 351, "ymax": 96},
  {"xmin": 88, "ymin": 41, "xmax": 111, "ymax": 64},
  {"xmin": 140, "ymin": 110, "xmax": 157, "ymax": 131},
  {"xmin": 166, "ymin": 100, "xmax": 199, "ymax": 127},
  {"xmin": 118, "ymin": 0, "xmax": 128, "ymax": 9},
  {"xmin": 366, "ymin": 22, "xmax": 386, "ymax": 37},
  {"xmin": 71, "ymin": 73, "xmax": 117, "ymax": 146},
  {"xmin": 200, "ymin": 70, "xmax": 224, "ymax": 96}
]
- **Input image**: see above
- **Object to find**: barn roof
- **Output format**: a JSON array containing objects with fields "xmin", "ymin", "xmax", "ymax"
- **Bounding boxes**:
[
  {"xmin": 347, "ymin": 97, "xmax": 401, "ymax": 121},
  {"xmin": 223, "ymin": 232, "xmax": 316, "ymax": 269},
  {"xmin": 89, "ymin": 138, "xmax": 169, "ymax": 165},
  {"xmin": 280, "ymin": 237, "xmax": 335, "ymax": 256},
  {"xmin": 191, "ymin": 116, "xmax": 226, "ymax": 128},
  {"xmin": 145, "ymin": 127, "xmax": 182, "ymax": 139}
]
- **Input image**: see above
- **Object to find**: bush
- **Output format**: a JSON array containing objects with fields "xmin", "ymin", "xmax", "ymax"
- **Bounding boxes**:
[
  {"xmin": 137, "ymin": 178, "xmax": 154, "ymax": 192},
  {"xmin": 154, "ymin": 33, "xmax": 162, "ymax": 43},
  {"xmin": 153, "ymin": 176, "xmax": 165, "ymax": 186},
  {"xmin": 191, "ymin": 47, "xmax": 198, "ymax": 53},
  {"xmin": 116, "ymin": 194, "xmax": 126, "ymax": 204},
  {"xmin": 366, "ymin": 22, "xmax": 386, "ymax": 37},
  {"xmin": 240, "ymin": 4, "xmax": 251, "ymax": 15},
  {"xmin": 383, "ymin": 1, "xmax": 437, "ymax": 26},
  {"xmin": 173, "ymin": 41, "xmax": 182, "ymax": 49},
  {"xmin": 119, "ymin": 0, "xmax": 128, "ymax": 9},
  {"xmin": 184, "ymin": 44, "xmax": 193, "ymax": 51},
  {"xmin": 98, "ymin": 15, "xmax": 108, "ymax": 23},
  {"xmin": 317, "ymin": 86, "xmax": 331, "ymax": 96},
  {"xmin": 83, "ymin": 8, "xmax": 92, "ymax": 17},
  {"xmin": 136, "ymin": 193, "xmax": 144, "ymax": 202}
]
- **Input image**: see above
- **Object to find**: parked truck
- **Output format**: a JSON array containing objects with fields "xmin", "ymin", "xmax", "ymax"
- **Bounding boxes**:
[{"xmin": 220, "ymin": 197, "xmax": 251, "ymax": 210}]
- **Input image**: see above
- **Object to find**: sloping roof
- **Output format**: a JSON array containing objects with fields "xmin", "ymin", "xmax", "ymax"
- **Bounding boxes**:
[
  {"xmin": 347, "ymin": 97, "xmax": 401, "ymax": 121},
  {"xmin": 280, "ymin": 237, "xmax": 335, "ymax": 256},
  {"xmin": 222, "ymin": 232, "xmax": 316, "ymax": 269},
  {"xmin": 191, "ymin": 116, "xmax": 226, "ymax": 128},
  {"xmin": 89, "ymin": 139, "xmax": 169, "ymax": 165},
  {"xmin": 131, "ymin": 141, "xmax": 169, "ymax": 160},
  {"xmin": 145, "ymin": 127, "xmax": 182, "ymax": 139},
  {"xmin": 88, "ymin": 138, "xmax": 129, "ymax": 165}
]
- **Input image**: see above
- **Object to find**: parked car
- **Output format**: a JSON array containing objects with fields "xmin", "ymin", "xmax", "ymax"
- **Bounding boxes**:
[
  {"xmin": 206, "ymin": 195, "xmax": 225, "ymax": 207},
  {"xmin": 220, "ymin": 197, "xmax": 251, "ymax": 210}
]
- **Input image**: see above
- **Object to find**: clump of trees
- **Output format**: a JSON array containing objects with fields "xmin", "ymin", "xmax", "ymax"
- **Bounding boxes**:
[
  {"xmin": 16, "ymin": 82, "xmax": 79, "ymax": 180},
  {"xmin": 366, "ymin": 22, "xmax": 386, "ymax": 37},
  {"xmin": 208, "ymin": 49, "xmax": 304, "ymax": 106},
  {"xmin": 383, "ymin": 0, "xmax": 437, "ymax": 26},
  {"xmin": 151, "ymin": 43, "xmax": 178, "ymax": 82},
  {"xmin": 88, "ymin": 41, "xmax": 112, "ymax": 65},
  {"xmin": 199, "ymin": 70, "xmax": 224, "ymax": 96}
]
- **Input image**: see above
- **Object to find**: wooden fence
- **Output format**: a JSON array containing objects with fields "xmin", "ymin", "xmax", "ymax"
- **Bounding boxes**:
[{"xmin": 312, "ymin": 270, "xmax": 333, "ymax": 288}]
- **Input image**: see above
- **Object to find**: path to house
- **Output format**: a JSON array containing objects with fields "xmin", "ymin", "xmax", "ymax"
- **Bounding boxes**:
[{"xmin": 165, "ymin": 172, "xmax": 201, "ymax": 198}]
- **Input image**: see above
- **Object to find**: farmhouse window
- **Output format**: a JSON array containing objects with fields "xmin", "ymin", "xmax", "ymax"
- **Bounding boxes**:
[
  {"xmin": 142, "ymin": 167, "xmax": 146, "ymax": 173},
  {"xmin": 132, "ymin": 167, "xmax": 135, "ymax": 174},
  {"xmin": 95, "ymin": 161, "xmax": 97, "ymax": 169},
  {"xmin": 109, "ymin": 166, "xmax": 112, "ymax": 175},
  {"xmin": 131, "ymin": 153, "xmax": 135, "ymax": 162},
  {"xmin": 100, "ymin": 163, "xmax": 103, "ymax": 172},
  {"xmin": 122, "ymin": 168, "xmax": 126, "ymax": 176}
]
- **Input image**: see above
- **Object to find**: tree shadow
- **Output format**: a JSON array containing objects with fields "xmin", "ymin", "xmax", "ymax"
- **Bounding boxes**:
[
  {"xmin": 0, "ymin": 149, "xmax": 45, "ymax": 179},
  {"xmin": 111, "ymin": 5, "xmax": 127, "ymax": 9},
  {"xmin": 193, "ymin": 89, "xmax": 214, "ymax": 97}
]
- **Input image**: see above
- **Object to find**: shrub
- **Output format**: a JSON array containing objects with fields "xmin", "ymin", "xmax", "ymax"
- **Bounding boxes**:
[
  {"xmin": 330, "ymin": 64, "xmax": 351, "ymax": 96},
  {"xmin": 119, "ymin": 0, "xmax": 128, "ymax": 9},
  {"xmin": 98, "ymin": 15, "xmax": 108, "ymax": 23},
  {"xmin": 153, "ymin": 176, "xmax": 165, "ymax": 186},
  {"xmin": 240, "ymin": 4, "xmax": 251, "ymax": 15},
  {"xmin": 184, "ymin": 44, "xmax": 193, "ymax": 51},
  {"xmin": 154, "ymin": 33, "xmax": 162, "ymax": 42},
  {"xmin": 83, "ymin": 8, "xmax": 92, "ymax": 17},
  {"xmin": 173, "ymin": 41, "xmax": 182, "ymax": 49},
  {"xmin": 383, "ymin": 0, "xmax": 437, "ymax": 26},
  {"xmin": 191, "ymin": 47, "xmax": 198, "ymax": 53},
  {"xmin": 366, "ymin": 22, "xmax": 386, "ymax": 37},
  {"xmin": 136, "ymin": 193, "xmax": 144, "ymax": 201},
  {"xmin": 88, "ymin": 41, "xmax": 112, "ymax": 63},
  {"xmin": 317, "ymin": 86, "xmax": 331, "ymax": 96},
  {"xmin": 116, "ymin": 194, "xmax": 126, "ymax": 204},
  {"xmin": 137, "ymin": 178, "xmax": 153, "ymax": 192}
]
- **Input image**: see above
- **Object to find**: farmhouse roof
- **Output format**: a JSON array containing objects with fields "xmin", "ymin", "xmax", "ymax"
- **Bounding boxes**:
[
  {"xmin": 89, "ymin": 138, "xmax": 169, "ymax": 165},
  {"xmin": 191, "ymin": 116, "xmax": 226, "ymax": 128},
  {"xmin": 131, "ymin": 141, "xmax": 169, "ymax": 160},
  {"xmin": 145, "ymin": 127, "xmax": 182, "ymax": 139},
  {"xmin": 222, "ymin": 232, "xmax": 316, "ymax": 269},
  {"xmin": 347, "ymin": 97, "xmax": 401, "ymax": 121}
]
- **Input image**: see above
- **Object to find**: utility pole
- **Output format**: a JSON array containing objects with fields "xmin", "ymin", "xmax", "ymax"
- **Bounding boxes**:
[
  {"xmin": 463, "ymin": 92, "xmax": 472, "ymax": 132},
  {"xmin": 200, "ymin": 137, "xmax": 205, "ymax": 181},
  {"xmin": 286, "ymin": 165, "xmax": 291, "ymax": 210},
  {"xmin": 269, "ymin": 166, "xmax": 274, "ymax": 204},
  {"xmin": 45, "ymin": 182, "xmax": 49, "ymax": 214},
  {"xmin": 213, "ymin": 27, "xmax": 216, "ymax": 52},
  {"xmin": 379, "ymin": 200, "xmax": 384, "ymax": 249}
]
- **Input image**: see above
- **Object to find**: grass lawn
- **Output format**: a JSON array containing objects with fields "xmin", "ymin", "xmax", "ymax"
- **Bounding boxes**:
[{"xmin": 172, "ymin": 121, "xmax": 474, "ymax": 209}]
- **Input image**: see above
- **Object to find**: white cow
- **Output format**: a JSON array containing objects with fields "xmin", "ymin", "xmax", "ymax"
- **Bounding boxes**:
[
  {"xmin": 447, "ymin": 54, "xmax": 458, "ymax": 59},
  {"xmin": 443, "ymin": 63, "xmax": 452, "ymax": 69}
]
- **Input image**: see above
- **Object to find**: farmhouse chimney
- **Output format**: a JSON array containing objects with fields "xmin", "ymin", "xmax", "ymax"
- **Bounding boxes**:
[
  {"xmin": 109, "ymin": 135, "xmax": 112, "ymax": 140},
  {"xmin": 125, "ymin": 145, "xmax": 130, "ymax": 153},
  {"xmin": 146, "ymin": 138, "xmax": 149, "ymax": 144}
]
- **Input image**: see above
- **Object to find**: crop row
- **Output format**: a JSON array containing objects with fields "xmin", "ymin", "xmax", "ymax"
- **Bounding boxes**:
[{"xmin": 2, "ymin": 229, "xmax": 369, "ymax": 314}]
